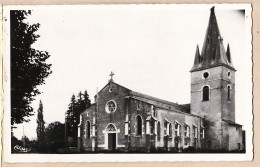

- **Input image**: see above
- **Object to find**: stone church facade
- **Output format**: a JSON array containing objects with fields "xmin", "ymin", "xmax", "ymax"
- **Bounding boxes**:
[{"xmin": 78, "ymin": 7, "xmax": 243, "ymax": 152}]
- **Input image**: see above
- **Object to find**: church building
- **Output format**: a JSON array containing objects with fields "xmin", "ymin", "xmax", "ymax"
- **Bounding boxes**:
[{"xmin": 78, "ymin": 7, "xmax": 243, "ymax": 152}]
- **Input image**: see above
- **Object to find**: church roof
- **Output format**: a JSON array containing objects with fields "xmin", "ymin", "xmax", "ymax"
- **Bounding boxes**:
[
  {"xmin": 129, "ymin": 91, "xmax": 203, "ymax": 118},
  {"xmin": 180, "ymin": 104, "xmax": 191, "ymax": 113},
  {"xmin": 130, "ymin": 91, "xmax": 181, "ymax": 109},
  {"xmin": 98, "ymin": 80, "xmax": 193, "ymax": 114},
  {"xmin": 191, "ymin": 6, "xmax": 235, "ymax": 72},
  {"xmin": 130, "ymin": 91, "xmax": 196, "ymax": 116},
  {"xmin": 87, "ymin": 77, "xmax": 205, "ymax": 119}
]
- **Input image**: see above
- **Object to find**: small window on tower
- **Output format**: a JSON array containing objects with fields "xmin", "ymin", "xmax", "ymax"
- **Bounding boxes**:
[
  {"xmin": 228, "ymin": 85, "xmax": 231, "ymax": 101},
  {"xmin": 202, "ymin": 86, "xmax": 209, "ymax": 101},
  {"xmin": 203, "ymin": 72, "xmax": 209, "ymax": 79},
  {"xmin": 228, "ymin": 72, "xmax": 231, "ymax": 78}
]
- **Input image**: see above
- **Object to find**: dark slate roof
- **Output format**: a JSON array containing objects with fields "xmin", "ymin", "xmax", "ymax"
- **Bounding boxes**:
[
  {"xmin": 95, "ymin": 80, "xmax": 180, "ymax": 109},
  {"xmin": 180, "ymin": 104, "xmax": 191, "ymax": 113},
  {"xmin": 222, "ymin": 119, "xmax": 242, "ymax": 126},
  {"xmin": 131, "ymin": 91, "xmax": 180, "ymax": 108},
  {"xmin": 96, "ymin": 81, "xmax": 198, "ymax": 116},
  {"xmin": 130, "ymin": 91, "xmax": 191, "ymax": 114},
  {"xmin": 191, "ymin": 6, "xmax": 235, "ymax": 72}
]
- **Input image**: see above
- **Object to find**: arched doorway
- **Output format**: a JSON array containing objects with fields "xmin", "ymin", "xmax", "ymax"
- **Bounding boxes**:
[{"xmin": 106, "ymin": 124, "xmax": 117, "ymax": 151}]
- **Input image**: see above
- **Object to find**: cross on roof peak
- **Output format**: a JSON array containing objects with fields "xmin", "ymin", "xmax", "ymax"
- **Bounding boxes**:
[{"xmin": 109, "ymin": 71, "xmax": 114, "ymax": 82}]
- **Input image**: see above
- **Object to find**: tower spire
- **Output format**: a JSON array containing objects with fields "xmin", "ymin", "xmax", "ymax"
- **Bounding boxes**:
[
  {"xmin": 192, "ymin": 45, "xmax": 201, "ymax": 70},
  {"xmin": 191, "ymin": 6, "xmax": 235, "ymax": 72},
  {"xmin": 226, "ymin": 43, "xmax": 231, "ymax": 63}
]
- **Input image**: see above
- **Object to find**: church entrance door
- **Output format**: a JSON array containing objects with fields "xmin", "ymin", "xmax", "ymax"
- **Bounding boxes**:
[
  {"xmin": 108, "ymin": 133, "xmax": 116, "ymax": 151},
  {"xmin": 106, "ymin": 124, "xmax": 117, "ymax": 151}
]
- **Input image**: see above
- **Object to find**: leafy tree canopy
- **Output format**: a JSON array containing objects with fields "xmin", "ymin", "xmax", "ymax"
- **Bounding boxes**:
[
  {"xmin": 45, "ymin": 121, "xmax": 65, "ymax": 142},
  {"xmin": 11, "ymin": 10, "xmax": 52, "ymax": 125}
]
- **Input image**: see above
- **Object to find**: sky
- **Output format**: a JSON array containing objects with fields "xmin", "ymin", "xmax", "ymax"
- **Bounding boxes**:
[{"xmin": 5, "ymin": 4, "xmax": 252, "ymax": 141}]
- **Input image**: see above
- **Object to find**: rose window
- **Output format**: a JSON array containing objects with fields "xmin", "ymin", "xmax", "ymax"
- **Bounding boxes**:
[{"xmin": 105, "ymin": 100, "xmax": 117, "ymax": 114}]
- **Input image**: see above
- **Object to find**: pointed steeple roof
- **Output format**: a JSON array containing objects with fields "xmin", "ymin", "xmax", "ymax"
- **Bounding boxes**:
[
  {"xmin": 191, "ymin": 7, "xmax": 235, "ymax": 72},
  {"xmin": 191, "ymin": 45, "xmax": 201, "ymax": 69}
]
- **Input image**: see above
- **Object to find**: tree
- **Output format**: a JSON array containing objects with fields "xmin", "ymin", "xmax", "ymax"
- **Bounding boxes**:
[
  {"xmin": 83, "ymin": 90, "xmax": 91, "ymax": 110},
  {"xmin": 36, "ymin": 100, "xmax": 45, "ymax": 143},
  {"xmin": 75, "ymin": 91, "xmax": 84, "ymax": 123},
  {"xmin": 65, "ymin": 94, "xmax": 77, "ymax": 146},
  {"xmin": 10, "ymin": 10, "xmax": 52, "ymax": 125},
  {"xmin": 45, "ymin": 122, "xmax": 65, "ymax": 153},
  {"xmin": 65, "ymin": 91, "xmax": 91, "ymax": 146},
  {"xmin": 75, "ymin": 91, "xmax": 91, "ymax": 120}
]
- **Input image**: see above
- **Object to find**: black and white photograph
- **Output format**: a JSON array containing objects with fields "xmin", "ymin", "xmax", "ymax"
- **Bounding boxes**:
[{"xmin": 3, "ymin": 4, "xmax": 253, "ymax": 162}]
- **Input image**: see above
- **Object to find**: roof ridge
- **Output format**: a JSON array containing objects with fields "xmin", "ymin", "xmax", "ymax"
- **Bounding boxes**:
[{"xmin": 131, "ymin": 90, "xmax": 180, "ymax": 107}]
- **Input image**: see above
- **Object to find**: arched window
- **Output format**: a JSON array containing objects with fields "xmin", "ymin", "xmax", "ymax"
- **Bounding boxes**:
[
  {"xmin": 203, "ymin": 86, "xmax": 209, "ymax": 101},
  {"xmin": 157, "ymin": 122, "xmax": 161, "ymax": 138},
  {"xmin": 86, "ymin": 121, "xmax": 91, "ymax": 139},
  {"xmin": 228, "ymin": 85, "xmax": 231, "ymax": 101},
  {"xmin": 136, "ymin": 115, "xmax": 142, "ymax": 136},
  {"xmin": 175, "ymin": 122, "xmax": 181, "ymax": 137},
  {"xmin": 169, "ymin": 123, "xmax": 172, "ymax": 137},
  {"xmin": 164, "ymin": 120, "xmax": 168, "ymax": 135}
]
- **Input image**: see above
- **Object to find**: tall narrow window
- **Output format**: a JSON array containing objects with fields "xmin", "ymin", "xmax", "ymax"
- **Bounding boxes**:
[
  {"xmin": 203, "ymin": 86, "xmax": 209, "ymax": 101},
  {"xmin": 169, "ymin": 123, "xmax": 172, "ymax": 137},
  {"xmin": 175, "ymin": 122, "xmax": 180, "ymax": 137},
  {"xmin": 200, "ymin": 127, "xmax": 205, "ymax": 139},
  {"xmin": 125, "ymin": 123, "xmax": 129, "ymax": 135},
  {"xmin": 157, "ymin": 122, "xmax": 161, "ymax": 138},
  {"xmin": 228, "ymin": 85, "xmax": 231, "ymax": 101},
  {"xmin": 150, "ymin": 121, "xmax": 155, "ymax": 134},
  {"xmin": 164, "ymin": 120, "xmax": 167, "ymax": 135},
  {"xmin": 184, "ymin": 124, "xmax": 190, "ymax": 146},
  {"xmin": 136, "ymin": 115, "xmax": 142, "ymax": 136},
  {"xmin": 184, "ymin": 124, "xmax": 188, "ymax": 137},
  {"xmin": 193, "ymin": 125, "xmax": 198, "ymax": 138},
  {"xmin": 86, "ymin": 121, "xmax": 91, "ymax": 139}
]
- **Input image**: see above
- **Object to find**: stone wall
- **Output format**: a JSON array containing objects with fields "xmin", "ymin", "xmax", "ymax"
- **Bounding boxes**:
[
  {"xmin": 128, "ymin": 99, "xmax": 150, "ymax": 151},
  {"xmin": 228, "ymin": 124, "xmax": 243, "ymax": 151},
  {"xmin": 221, "ymin": 66, "xmax": 236, "ymax": 122},
  {"xmin": 156, "ymin": 109, "xmax": 203, "ymax": 150},
  {"xmin": 191, "ymin": 66, "xmax": 236, "ymax": 150},
  {"xmin": 95, "ymin": 82, "xmax": 130, "ymax": 150},
  {"xmin": 80, "ymin": 106, "xmax": 95, "ymax": 151}
]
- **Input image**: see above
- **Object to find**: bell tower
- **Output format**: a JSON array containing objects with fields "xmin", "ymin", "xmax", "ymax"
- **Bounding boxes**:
[{"xmin": 190, "ymin": 7, "xmax": 236, "ymax": 149}]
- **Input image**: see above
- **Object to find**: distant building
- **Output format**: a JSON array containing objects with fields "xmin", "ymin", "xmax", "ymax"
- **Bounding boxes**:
[{"xmin": 78, "ymin": 7, "xmax": 243, "ymax": 152}]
